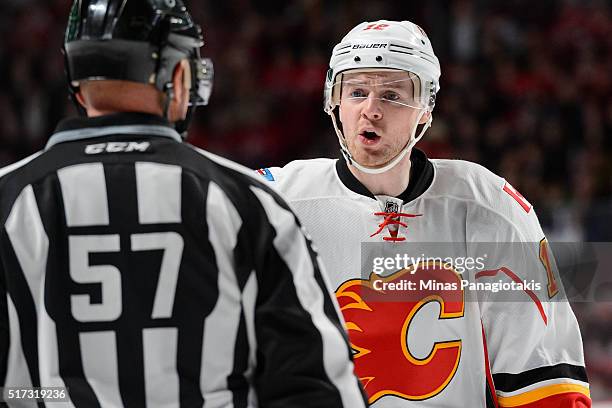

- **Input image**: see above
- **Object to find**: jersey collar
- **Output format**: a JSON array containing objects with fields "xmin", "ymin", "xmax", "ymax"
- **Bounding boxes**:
[
  {"xmin": 46, "ymin": 112, "xmax": 182, "ymax": 149},
  {"xmin": 335, "ymin": 148, "xmax": 434, "ymax": 203}
]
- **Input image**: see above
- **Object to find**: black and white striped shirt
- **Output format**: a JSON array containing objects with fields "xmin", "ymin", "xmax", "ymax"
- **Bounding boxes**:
[{"xmin": 0, "ymin": 113, "xmax": 367, "ymax": 408}]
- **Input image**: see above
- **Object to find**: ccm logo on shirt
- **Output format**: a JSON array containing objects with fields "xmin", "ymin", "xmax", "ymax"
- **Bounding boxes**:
[{"xmin": 85, "ymin": 141, "xmax": 151, "ymax": 155}]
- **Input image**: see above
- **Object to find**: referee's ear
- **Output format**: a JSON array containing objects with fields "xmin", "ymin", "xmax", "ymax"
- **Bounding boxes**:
[
  {"xmin": 74, "ymin": 90, "xmax": 87, "ymax": 110},
  {"xmin": 167, "ymin": 59, "xmax": 192, "ymax": 122}
]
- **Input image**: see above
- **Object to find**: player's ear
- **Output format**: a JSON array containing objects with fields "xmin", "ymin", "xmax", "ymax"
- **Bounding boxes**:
[{"xmin": 419, "ymin": 110, "xmax": 431, "ymax": 124}]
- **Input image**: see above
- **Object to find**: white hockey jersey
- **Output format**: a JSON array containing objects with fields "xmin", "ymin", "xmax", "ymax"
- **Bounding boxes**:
[{"xmin": 258, "ymin": 149, "xmax": 591, "ymax": 408}]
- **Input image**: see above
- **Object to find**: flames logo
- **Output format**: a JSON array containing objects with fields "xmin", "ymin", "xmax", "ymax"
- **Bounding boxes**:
[{"xmin": 335, "ymin": 262, "xmax": 465, "ymax": 403}]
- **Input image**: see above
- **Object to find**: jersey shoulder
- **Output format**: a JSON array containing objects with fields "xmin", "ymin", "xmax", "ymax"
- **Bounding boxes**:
[
  {"xmin": 0, "ymin": 150, "xmax": 49, "ymax": 221},
  {"xmin": 429, "ymin": 158, "xmax": 542, "ymax": 241},
  {"xmin": 256, "ymin": 158, "xmax": 344, "ymax": 201},
  {"xmin": 194, "ymin": 147, "xmax": 273, "ymax": 187},
  {"xmin": 0, "ymin": 151, "xmax": 44, "ymax": 181},
  {"xmin": 188, "ymin": 146, "xmax": 291, "ymax": 211},
  {"xmin": 429, "ymin": 158, "xmax": 508, "ymax": 203}
]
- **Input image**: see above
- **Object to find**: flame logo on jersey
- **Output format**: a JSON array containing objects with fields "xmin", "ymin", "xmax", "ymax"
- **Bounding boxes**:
[{"xmin": 335, "ymin": 263, "xmax": 464, "ymax": 403}]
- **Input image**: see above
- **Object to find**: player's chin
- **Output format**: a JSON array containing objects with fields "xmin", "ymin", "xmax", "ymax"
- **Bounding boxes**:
[{"xmin": 351, "ymin": 151, "xmax": 392, "ymax": 168}]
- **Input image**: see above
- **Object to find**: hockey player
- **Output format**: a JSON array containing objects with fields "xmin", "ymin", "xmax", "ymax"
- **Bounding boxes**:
[
  {"xmin": 0, "ymin": 1, "xmax": 367, "ymax": 407},
  {"xmin": 258, "ymin": 20, "xmax": 591, "ymax": 407}
]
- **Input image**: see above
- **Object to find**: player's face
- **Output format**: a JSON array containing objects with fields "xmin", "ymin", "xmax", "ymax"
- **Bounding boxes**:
[{"xmin": 338, "ymin": 71, "xmax": 426, "ymax": 168}]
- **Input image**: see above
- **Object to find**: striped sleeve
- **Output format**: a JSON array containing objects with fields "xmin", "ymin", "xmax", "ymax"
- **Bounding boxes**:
[
  {"xmin": 494, "ymin": 363, "xmax": 590, "ymax": 407},
  {"xmin": 467, "ymin": 181, "xmax": 591, "ymax": 407},
  {"xmin": 247, "ymin": 185, "xmax": 367, "ymax": 408},
  {"xmin": 478, "ymin": 260, "xmax": 592, "ymax": 408},
  {"xmin": 0, "ymin": 151, "xmax": 45, "ymax": 389},
  {"xmin": 478, "ymin": 263, "xmax": 591, "ymax": 408}
]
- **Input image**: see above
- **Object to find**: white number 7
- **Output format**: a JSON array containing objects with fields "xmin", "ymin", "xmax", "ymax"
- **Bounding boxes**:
[
  {"xmin": 69, "ymin": 232, "xmax": 184, "ymax": 322},
  {"xmin": 131, "ymin": 232, "xmax": 183, "ymax": 319}
]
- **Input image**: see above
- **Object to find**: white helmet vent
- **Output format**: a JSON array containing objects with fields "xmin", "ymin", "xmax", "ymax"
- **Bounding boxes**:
[{"xmin": 388, "ymin": 43, "xmax": 438, "ymax": 65}]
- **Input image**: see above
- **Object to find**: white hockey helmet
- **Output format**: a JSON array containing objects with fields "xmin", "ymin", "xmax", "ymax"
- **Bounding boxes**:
[
  {"xmin": 324, "ymin": 20, "xmax": 441, "ymax": 174},
  {"xmin": 325, "ymin": 20, "xmax": 440, "ymax": 113}
]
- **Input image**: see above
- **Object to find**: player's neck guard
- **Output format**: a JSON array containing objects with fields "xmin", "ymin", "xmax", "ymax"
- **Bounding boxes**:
[{"xmin": 335, "ymin": 147, "xmax": 434, "ymax": 201}]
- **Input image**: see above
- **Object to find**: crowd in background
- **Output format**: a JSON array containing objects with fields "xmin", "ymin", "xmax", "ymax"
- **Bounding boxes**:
[{"xmin": 0, "ymin": 0, "xmax": 611, "ymax": 401}]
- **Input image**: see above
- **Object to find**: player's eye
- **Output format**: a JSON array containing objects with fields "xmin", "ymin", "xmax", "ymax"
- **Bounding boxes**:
[
  {"xmin": 349, "ymin": 88, "xmax": 367, "ymax": 98},
  {"xmin": 382, "ymin": 91, "xmax": 401, "ymax": 102}
]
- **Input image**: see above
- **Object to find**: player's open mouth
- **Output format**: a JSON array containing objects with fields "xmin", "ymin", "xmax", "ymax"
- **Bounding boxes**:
[{"xmin": 359, "ymin": 131, "xmax": 381, "ymax": 145}]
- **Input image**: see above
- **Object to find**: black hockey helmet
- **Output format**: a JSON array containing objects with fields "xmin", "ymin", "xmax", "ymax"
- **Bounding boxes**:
[{"xmin": 63, "ymin": 0, "xmax": 213, "ymax": 134}]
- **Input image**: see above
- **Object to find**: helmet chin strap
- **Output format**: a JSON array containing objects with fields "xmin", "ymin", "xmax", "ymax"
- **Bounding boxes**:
[{"xmin": 332, "ymin": 109, "xmax": 431, "ymax": 175}]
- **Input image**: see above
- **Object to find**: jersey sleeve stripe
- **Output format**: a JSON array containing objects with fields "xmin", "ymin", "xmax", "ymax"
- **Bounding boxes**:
[
  {"xmin": 493, "ymin": 363, "xmax": 589, "ymax": 392},
  {"xmin": 496, "ymin": 383, "xmax": 590, "ymax": 407},
  {"xmin": 496, "ymin": 378, "xmax": 589, "ymax": 398}
]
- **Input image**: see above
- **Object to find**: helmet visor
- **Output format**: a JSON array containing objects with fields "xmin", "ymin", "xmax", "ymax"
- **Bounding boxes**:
[{"xmin": 330, "ymin": 71, "xmax": 428, "ymax": 110}]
